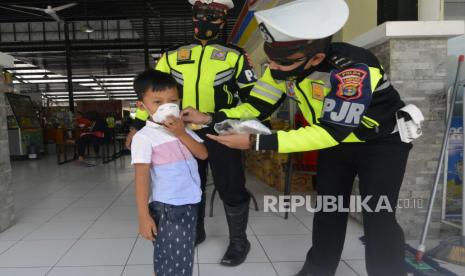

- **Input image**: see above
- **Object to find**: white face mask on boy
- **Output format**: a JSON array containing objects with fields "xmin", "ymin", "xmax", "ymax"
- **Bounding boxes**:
[{"xmin": 149, "ymin": 103, "xmax": 180, "ymax": 123}]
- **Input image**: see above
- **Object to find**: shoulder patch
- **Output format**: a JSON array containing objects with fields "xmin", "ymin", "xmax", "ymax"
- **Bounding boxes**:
[
  {"xmin": 320, "ymin": 64, "xmax": 372, "ymax": 127},
  {"xmin": 211, "ymin": 49, "xmax": 227, "ymax": 61},
  {"xmin": 285, "ymin": 80, "xmax": 297, "ymax": 98},
  {"xmin": 211, "ymin": 44, "xmax": 240, "ymax": 57},
  {"xmin": 311, "ymin": 82, "xmax": 325, "ymax": 101},
  {"xmin": 177, "ymin": 48, "xmax": 191, "ymax": 61},
  {"xmin": 334, "ymin": 67, "xmax": 368, "ymax": 100}
]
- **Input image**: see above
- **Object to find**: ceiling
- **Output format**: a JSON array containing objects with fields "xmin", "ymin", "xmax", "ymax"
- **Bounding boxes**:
[{"xmin": 0, "ymin": 0, "xmax": 246, "ymax": 103}]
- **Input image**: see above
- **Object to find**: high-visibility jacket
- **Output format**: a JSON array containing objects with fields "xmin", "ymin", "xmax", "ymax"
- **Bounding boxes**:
[
  {"xmin": 214, "ymin": 42, "xmax": 405, "ymax": 153},
  {"xmin": 132, "ymin": 108, "xmax": 150, "ymax": 130},
  {"xmin": 133, "ymin": 39, "xmax": 257, "ymax": 127}
]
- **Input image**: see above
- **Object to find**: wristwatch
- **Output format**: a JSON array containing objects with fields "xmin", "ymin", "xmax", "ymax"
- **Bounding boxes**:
[
  {"xmin": 203, "ymin": 113, "xmax": 213, "ymax": 125},
  {"xmin": 250, "ymin": 134, "xmax": 260, "ymax": 151}
]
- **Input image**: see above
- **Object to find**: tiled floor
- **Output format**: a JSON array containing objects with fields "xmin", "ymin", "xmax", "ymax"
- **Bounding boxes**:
[{"xmin": 1, "ymin": 155, "xmax": 465, "ymax": 276}]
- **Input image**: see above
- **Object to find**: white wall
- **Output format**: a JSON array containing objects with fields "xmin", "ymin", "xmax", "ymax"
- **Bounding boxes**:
[{"xmin": 342, "ymin": 0, "xmax": 378, "ymax": 42}]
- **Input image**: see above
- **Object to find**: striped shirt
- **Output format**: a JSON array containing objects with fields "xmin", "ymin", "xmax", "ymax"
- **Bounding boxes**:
[{"xmin": 131, "ymin": 120, "xmax": 202, "ymax": 205}]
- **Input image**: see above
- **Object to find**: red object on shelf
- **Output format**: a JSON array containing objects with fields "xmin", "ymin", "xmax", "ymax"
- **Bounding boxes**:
[{"xmin": 294, "ymin": 112, "xmax": 318, "ymax": 168}]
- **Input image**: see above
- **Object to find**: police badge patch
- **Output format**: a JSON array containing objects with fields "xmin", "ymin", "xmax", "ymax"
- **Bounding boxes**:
[
  {"xmin": 177, "ymin": 48, "xmax": 191, "ymax": 61},
  {"xmin": 321, "ymin": 64, "xmax": 372, "ymax": 127},
  {"xmin": 285, "ymin": 80, "xmax": 296, "ymax": 98},
  {"xmin": 311, "ymin": 82, "xmax": 325, "ymax": 101},
  {"xmin": 211, "ymin": 49, "xmax": 227, "ymax": 61},
  {"xmin": 335, "ymin": 68, "xmax": 368, "ymax": 100}
]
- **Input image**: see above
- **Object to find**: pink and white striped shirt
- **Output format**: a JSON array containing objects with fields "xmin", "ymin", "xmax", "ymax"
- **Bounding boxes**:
[{"xmin": 131, "ymin": 120, "xmax": 202, "ymax": 205}]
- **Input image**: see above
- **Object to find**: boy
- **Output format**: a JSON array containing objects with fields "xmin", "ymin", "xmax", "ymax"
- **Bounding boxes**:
[{"xmin": 131, "ymin": 69, "xmax": 208, "ymax": 276}]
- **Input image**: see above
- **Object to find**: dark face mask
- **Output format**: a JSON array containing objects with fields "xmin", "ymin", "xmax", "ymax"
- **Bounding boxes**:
[
  {"xmin": 270, "ymin": 57, "xmax": 316, "ymax": 81},
  {"xmin": 194, "ymin": 20, "xmax": 222, "ymax": 40}
]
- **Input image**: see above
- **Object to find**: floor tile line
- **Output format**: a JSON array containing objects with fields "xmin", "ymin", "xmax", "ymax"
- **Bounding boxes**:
[
  {"xmin": 23, "ymin": 182, "xmax": 103, "ymax": 225},
  {"xmin": 3, "ymin": 156, "xmax": 380, "ymax": 275},
  {"xmin": 44, "ymin": 179, "xmax": 134, "ymax": 275},
  {"xmin": 259, "ymin": 259, "xmax": 306, "ymax": 264},
  {"xmin": 0, "ymin": 238, "xmax": 24, "ymax": 257},
  {"xmin": 196, "ymin": 247, "xmax": 200, "ymax": 276},
  {"xmin": 21, "ymin": 167, "xmax": 111, "ymax": 211},
  {"xmin": 342, "ymin": 260, "xmax": 362, "ymax": 276},
  {"xmin": 198, "ymin": 261, "xmax": 278, "ymax": 265},
  {"xmin": 291, "ymin": 210, "xmax": 315, "ymax": 233},
  {"xmin": 48, "ymin": 264, "xmax": 125, "ymax": 268},
  {"xmin": 253, "ymin": 233, "xmax": 313, "ymax": 237},
  {"xmin": 13, "ymin": 174, "xmax": 63, "ymax": 213},
  {"xmin": 121, "ymin": 235, "xmax": 140, "ymax": 276},
  {"xmin": 9, "ymin": 179, "xmax": 99, "ymax": 245},
  {"xmin": 341, "ymin": 257, "xmax": 366, "ymax": 261},
  {"xmin": 25, "ymin": 236, "xmax": 140, "ymax": 241},
  {"xmin": 197, "ymin": 260, "xmax": 277, "ymax": 264},
  {"xmin": 0, "ymin": 266, "xmax": 52, "ymax": 268},
  {"xmin": 18, "ymin": 185, "xmax": 124, "ymax": 243},
  {"xmin": 75, "ymin": 185, "xmax": 133, "ymax": 240},
  {"xmin": 0, "ymin": 240, "xmax": 13, "ymax": 253},
  {"xmin": 248, "ymin": 218, "xmax": 279, "ymax": 276}
]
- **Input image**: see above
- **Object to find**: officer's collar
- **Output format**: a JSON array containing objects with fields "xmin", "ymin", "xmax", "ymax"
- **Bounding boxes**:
[{"xmin": 192, "ymin": 37, "xmax": 225, "ymax": 46}]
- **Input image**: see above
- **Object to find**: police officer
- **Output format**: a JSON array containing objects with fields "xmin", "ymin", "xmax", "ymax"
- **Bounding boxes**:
[
  {"xmin": 182, "ymin": 0, "xmax": 412, "ymax": 275},
  {"xmin": 127, "ymin": 0, "xmax": 257, "ymax": 267}
]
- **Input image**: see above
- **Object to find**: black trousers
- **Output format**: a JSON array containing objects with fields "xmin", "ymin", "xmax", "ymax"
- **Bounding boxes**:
[
  {"xmin": 304, "ymin": 134, "xmax": 412, "ymax": 276},
  {"xmin": 195, "ymin": 127, "xmax": 250, "ymax": 210},
  {"xmin": 76, "ymin": 134, "xmax": 105, "ymax": 157}
]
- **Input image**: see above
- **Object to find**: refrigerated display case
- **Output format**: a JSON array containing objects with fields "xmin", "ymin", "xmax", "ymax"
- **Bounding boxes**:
[{"xmin": 5, "ymin": 93, "xmax": 43, "ymax": 158}]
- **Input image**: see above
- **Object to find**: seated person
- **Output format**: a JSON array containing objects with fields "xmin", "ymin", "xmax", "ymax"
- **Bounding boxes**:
[
  {"xmin": 75, "ymin": 111, "xmax": 108, "ymax": 166},
  {"xmin": 74, "ymin": 111, "xmax": 92, "ymax": 129}
]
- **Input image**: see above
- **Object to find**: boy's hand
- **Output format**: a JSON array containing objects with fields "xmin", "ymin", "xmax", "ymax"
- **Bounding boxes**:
[
  {"xmin": 163, "ymin": 116, "xmax": 187, "ymax": 137},
  {"xmin": 139, "ymin": 214, "xmax": 157, "ymax": 241}
]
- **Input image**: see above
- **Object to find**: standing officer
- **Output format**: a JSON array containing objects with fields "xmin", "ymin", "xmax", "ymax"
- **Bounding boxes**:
[
  {"xmin": 182, "ymin": 0, "xmax": 413, "ymax": 275},
  {"xmin": 127, "ymin": 0, "xmax": 257, "ymax": 267}
]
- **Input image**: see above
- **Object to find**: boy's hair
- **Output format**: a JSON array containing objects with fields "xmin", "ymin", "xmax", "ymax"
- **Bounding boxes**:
[{"xmin": 133, "ymin": 69, "xmax": 179, "ymax": 100}]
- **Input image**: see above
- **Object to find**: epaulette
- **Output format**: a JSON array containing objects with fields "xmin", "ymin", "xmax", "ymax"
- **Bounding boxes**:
[{"xmin": 328, "ymin": 54, "xmax": 355, "ymax": 70}]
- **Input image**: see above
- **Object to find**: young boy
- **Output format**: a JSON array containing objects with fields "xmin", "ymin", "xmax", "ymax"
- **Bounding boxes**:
[{"xmin": 131, "ymin": 69, "xmax": 208, "ymax": 276}]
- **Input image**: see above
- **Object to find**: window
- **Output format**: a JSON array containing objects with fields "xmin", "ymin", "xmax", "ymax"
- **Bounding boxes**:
[{"xmin": 377, "ymin": 0, "xmax": 418, "ymax": 25}]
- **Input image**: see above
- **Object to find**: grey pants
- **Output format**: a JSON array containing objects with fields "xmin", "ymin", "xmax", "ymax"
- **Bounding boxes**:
[{"xmin": 149, "ymin": 201, "xmax": 198, "ymax": 276}]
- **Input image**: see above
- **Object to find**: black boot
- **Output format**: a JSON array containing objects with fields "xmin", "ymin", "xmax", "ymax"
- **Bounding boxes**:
[
  {"xmin": 195, "ymin": 192, "xmax": 206, "ymax": 246},
  {"xmin": 221, "ymin": 199, "xmax": 251, "ymax": 266}
]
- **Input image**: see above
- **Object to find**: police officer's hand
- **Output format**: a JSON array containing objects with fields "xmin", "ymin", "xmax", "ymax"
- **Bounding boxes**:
[
  {"xmin": 163, "ymin": 116, "xmax": 187, "ymax": 137},
  {"xmin": 125, "ymin": 128, "xmax": 137, "ymax": 149},
  {"xmin": 181, "ymin": 107, "xmax": 211, "ymax": 125},
  {"xmin": 206, "ymin": 133, "xmax": 251, "ymax": 150}
]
